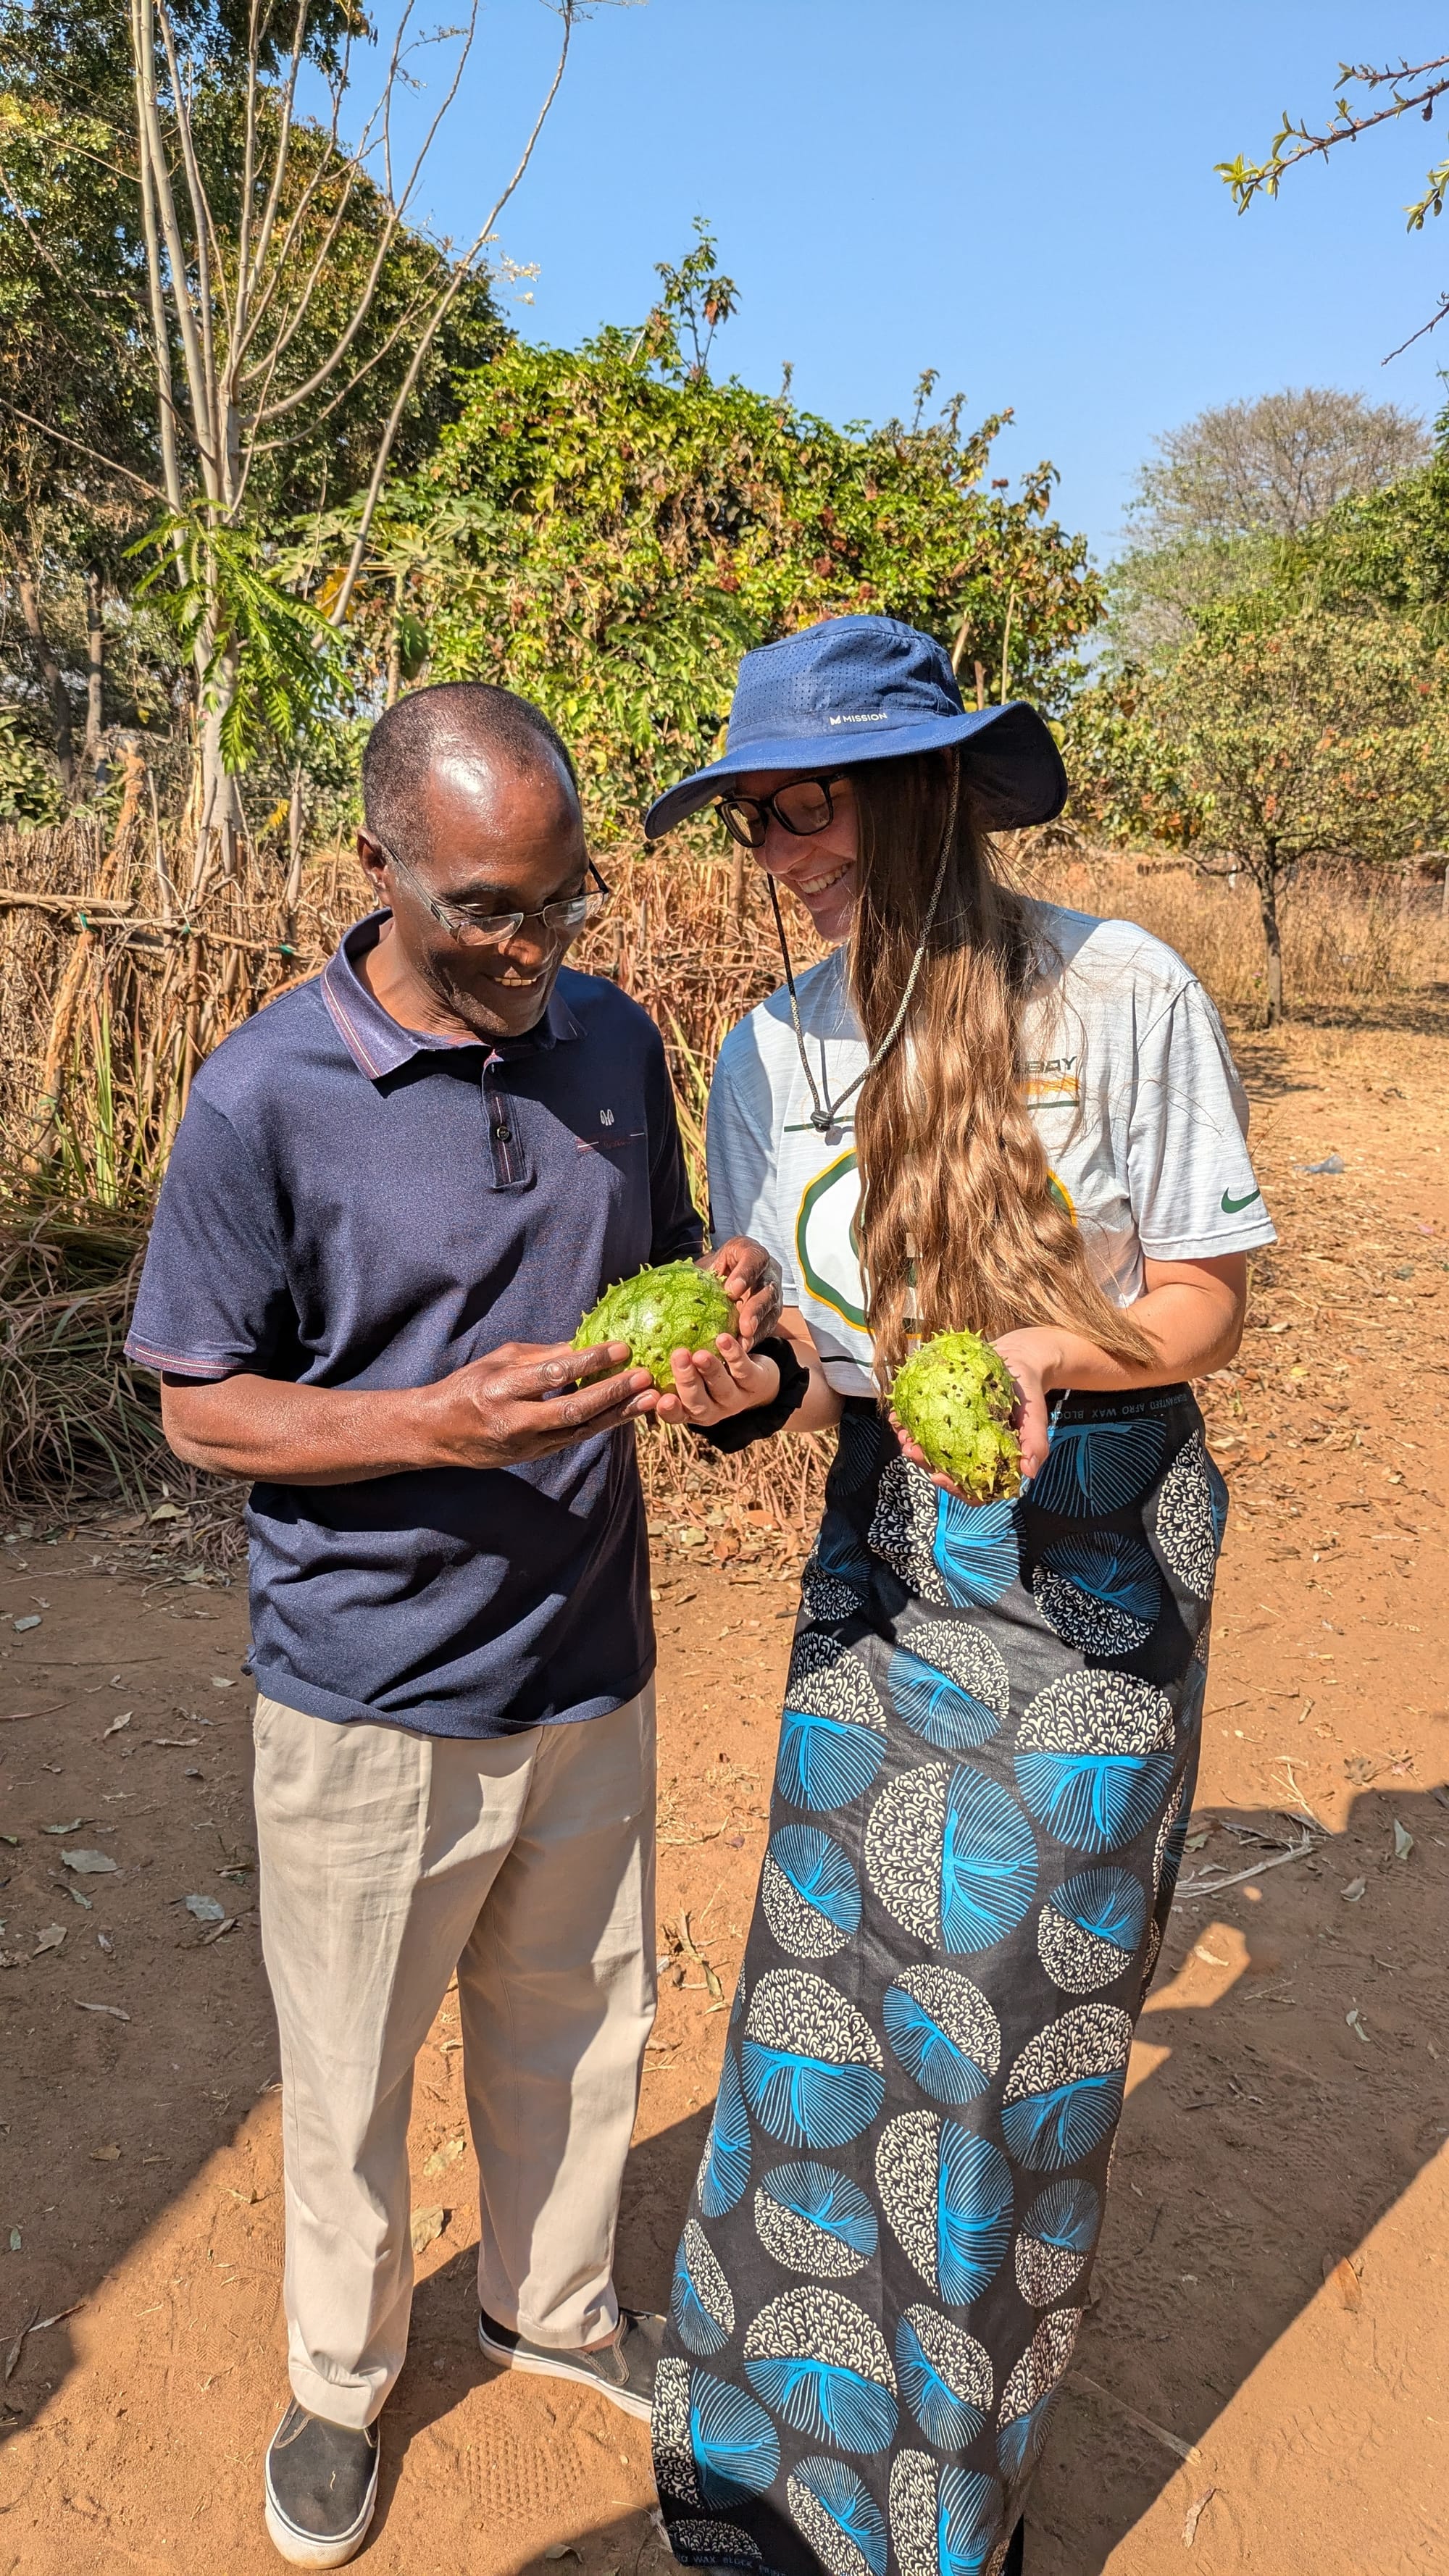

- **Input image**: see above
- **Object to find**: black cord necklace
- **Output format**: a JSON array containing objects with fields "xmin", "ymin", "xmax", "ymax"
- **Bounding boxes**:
[{"xmin": 764, "ymin": 751, "xmax": 961, "ymax": 1134}]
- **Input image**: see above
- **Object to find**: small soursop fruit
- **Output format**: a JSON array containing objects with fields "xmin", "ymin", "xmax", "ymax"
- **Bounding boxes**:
[
  {"xmin": 573, "ymin": 1260, "xmax": 737, "ymax": 1392},
  {"xmin": 891, "ymin": 1329, "xmax": 1022, "ymax": 1500}
]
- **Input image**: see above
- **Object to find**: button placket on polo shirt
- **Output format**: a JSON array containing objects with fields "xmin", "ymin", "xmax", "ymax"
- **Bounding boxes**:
[{"xmin": 482, "ymin": 1053, "xmax": 533, "ymax": 1190}]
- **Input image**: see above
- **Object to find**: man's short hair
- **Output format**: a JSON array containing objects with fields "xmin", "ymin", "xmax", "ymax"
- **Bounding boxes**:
[{"xmin": 362, "ymin": 682, "xmax": 578, "ymax": 857}]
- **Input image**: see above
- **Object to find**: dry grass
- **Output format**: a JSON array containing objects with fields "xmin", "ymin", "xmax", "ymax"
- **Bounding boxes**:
[{"xmin": 1, "ymin": 798, "xmax": 1443, "ymax": 1531}]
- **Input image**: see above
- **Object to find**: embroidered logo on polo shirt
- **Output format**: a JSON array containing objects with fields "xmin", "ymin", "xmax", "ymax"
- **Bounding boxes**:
[{"xmin": 600, "ymin": 1108, "xmax": 615, "ymax": 1126}]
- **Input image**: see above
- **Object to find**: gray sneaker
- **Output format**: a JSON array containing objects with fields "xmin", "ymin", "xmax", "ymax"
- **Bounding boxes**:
[
  {"xmin": 264, "ymin": 2399, "xmax": 380, "ymax": 2568},
  {"xmin": 477, "ymin": 2304, "xmax": 664, "ymax": 2420}
]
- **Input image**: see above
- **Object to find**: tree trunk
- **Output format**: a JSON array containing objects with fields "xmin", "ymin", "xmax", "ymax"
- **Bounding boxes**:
[
  {"xmin": 16, "ymin": 566, "xmax": 76, "ymax": 798},
  {"xmin": 83, "ymin": 565, "xmax": 105, "ymax": 781},
  {"xmin": 1258, "ymin": 854, "xmax": 1284, "ymax": 1027},
  {"xmin": 385, "ymin": 571, "xmax": 404, "ymax": 708}
]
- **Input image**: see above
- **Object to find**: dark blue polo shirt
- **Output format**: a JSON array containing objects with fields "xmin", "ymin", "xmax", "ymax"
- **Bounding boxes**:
[{"xmin": 125, "ymin": 912, "xmax": 704, "ymax": 1738}]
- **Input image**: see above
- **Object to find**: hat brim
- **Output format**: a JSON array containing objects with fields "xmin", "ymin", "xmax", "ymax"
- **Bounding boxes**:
[{"xmin": 643, "ymin": 699, "xmax": 1068, "ymax": 838}]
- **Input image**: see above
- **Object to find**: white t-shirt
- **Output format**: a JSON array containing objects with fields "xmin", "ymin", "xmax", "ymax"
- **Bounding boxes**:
[{"xmin": 706, "ymin": 903, "xmax": 1277, "ymax": 1397}]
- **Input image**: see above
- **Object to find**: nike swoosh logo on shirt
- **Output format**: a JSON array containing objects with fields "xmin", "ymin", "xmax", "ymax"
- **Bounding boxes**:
[{"xmin": 1221, "ymin": 1187, "xmax": 1262, "ymax": 1214}]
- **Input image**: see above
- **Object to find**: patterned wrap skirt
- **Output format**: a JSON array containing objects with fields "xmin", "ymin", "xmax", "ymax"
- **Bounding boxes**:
[{"xmin": 651, "ymin": 1387, "xmax": 1226, "ymax": 2576}]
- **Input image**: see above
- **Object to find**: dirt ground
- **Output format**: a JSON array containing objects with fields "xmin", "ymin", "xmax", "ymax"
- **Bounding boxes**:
[{"xmin": 1, "ymin": 1008, "xmax": 1448, "ymax": 2576}]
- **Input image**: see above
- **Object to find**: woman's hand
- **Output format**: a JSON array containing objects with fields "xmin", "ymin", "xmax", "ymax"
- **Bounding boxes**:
[
  {"xmin": 891, "ymin": 1327, "xmax": 1064, "ymax": 1500},
  {"xmin": 647, "ymin": 1334, "xmax": 782, "ymax": 1429}
]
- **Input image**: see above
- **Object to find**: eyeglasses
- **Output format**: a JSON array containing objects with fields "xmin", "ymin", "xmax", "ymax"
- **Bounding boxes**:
[
  {"xmin": 714, "ymin": 775, "xmax": 848, "ymax": 851},
  {"xmin": 372, "ymin": 837, "xmax": 611, "ymax": 948}
]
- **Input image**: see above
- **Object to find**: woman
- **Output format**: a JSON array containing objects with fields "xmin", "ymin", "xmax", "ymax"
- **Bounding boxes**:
[{"xmin": 641, "ymin": 616, "xmax": 1274, "ymax": 2576}]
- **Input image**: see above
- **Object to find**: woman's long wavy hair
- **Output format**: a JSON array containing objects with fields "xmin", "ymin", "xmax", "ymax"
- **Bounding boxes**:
[{"xmin": 848, "ymin": 748, "xmax": 1157, "ymax": 1387}]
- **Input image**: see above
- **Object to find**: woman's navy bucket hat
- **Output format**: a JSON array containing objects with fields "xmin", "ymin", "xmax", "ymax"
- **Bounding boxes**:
[{"xmin": 643, "ymin": 613, "xmax": 1069, "ymax": 837}]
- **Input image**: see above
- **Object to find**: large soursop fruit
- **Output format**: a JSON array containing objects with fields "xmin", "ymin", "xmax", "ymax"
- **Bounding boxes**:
[
  {"xmin": 891, "ymin": 1329, "xmax": 1022, "ymax": 1501},
  {"xmin": 573, "ymin": 1260, "xmax": 737, "ymax": 1392}
]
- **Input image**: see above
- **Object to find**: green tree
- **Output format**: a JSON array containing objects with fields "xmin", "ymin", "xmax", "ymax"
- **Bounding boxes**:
[
  {"xmin": 1070, "ymin": 606, "xmax": 1449, "ymax": 1023},
  {"xmin": 343, "ymin": 239, "xmax": 1102, "ymax": 835}
]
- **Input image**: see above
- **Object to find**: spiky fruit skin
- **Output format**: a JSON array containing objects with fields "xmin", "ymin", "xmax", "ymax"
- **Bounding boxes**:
[
  {"xmin": 891, "ymin": 1329, "xmax": 1022, "ymax": 1501},
  {"xmin": 573, "ymin": 1260, "xmax": 738, "ymax": 1394}
]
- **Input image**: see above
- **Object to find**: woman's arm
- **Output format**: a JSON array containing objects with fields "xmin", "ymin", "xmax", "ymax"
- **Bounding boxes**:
[{"xmin": 896, "ymin": 1253, "xmax": 1248, "ymax": 1487}]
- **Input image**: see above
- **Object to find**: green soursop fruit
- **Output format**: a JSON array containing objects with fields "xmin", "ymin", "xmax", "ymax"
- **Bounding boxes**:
[
  {"xmin": 573, "ymin": 1260, "xmax": 738, "ymax": 1392},
  {"xmin": 891, "ymin": 1329, "xmax": 1022, "ymax": 1501}
]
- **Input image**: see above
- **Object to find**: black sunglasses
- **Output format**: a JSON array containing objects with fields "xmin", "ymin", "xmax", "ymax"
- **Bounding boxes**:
[{"xmin": 714, "ymin": 775, "xmax": 849, "ymax": 851}]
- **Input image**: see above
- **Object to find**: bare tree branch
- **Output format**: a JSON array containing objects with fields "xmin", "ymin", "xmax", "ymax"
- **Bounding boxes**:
[{"xmin": 329, "ymin": 0, "xmax": 580, "ymax": 626}]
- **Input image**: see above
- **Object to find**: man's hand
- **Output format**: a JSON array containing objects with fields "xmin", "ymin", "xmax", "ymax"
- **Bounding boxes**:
[
  {"xmin": 419, "ymin": 1340, "xmax": 657, "ymax": 1468},
  {"xmin": 704, "ymin": 1237, "xmax": 782, "ymax": 1347},
  {"xmin": 159, "ymin": 1340, "xmax": 656, "ymax": 1486}
]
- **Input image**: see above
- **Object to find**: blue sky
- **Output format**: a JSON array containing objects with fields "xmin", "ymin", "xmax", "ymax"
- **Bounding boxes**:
[{"xmin": 376, "ymin": 1, "xmax": 1449, "ymax": 564}]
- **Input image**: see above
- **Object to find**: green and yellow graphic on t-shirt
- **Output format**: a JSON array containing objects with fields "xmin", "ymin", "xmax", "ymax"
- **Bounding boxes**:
[
  {"xmin": 797, "ymin": 1154, "xmax": 1076, "ymax": 1331},
  {"xmin": 796, "ymin": 1150, "xmax": 867, "ymax": 1329}
]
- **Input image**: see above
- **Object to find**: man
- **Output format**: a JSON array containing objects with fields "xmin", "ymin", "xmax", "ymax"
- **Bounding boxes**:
[{"xmin": 126, "ymin": 682, "xmax": 780, "ymax": 2567}]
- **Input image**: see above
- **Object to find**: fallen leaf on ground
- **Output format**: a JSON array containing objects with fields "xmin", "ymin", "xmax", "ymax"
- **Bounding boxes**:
[
  {"xmin": 210, "ymin": 1677, "xmax": 235, "ymax": 1689},
  {"xmin": 543, "ymin": 2550, "xmax": 580, "ymax": 2563},
  {"xmin": 75, "ymin": 2000, "xmax": 130, "ymax": 2020},
  {"xmin": 424, "ymin": 2136, "xmax": 467, "ymax": 2178},
  {"xmin": 409, "ymin": 2205, "xmax": 447, "ymax": 2254},
  {"xmin": 152, "ymin": 1737, "xmax": 198, "ymax": 1749},
  {"xmin": 1182, "ymin": 2487, "xmax": 1217, "ymax": 2546},
  {"xmin": 1345, "ymin": 2007, "xmax": 1371, "ymax": 2044},
  {"xmin": 1393, "ymin": 1820, "xmax": 1414, "ymax": 1860},
  {"xmin": 33, "ymin": 1924, "xmax": 65, "ymax": 1955},
  {"xmin": 1193, "ymin": 1945, "xmax": 1227, "ymax": 1966},
  {"xmin": 62, "ymin": 1849, "xmax": 117, "ymax": 1875},
  {"xmin": 184, "ymin": 1894, "xmax": 225, "ymax": 1923},
  {"xmin": 101, "ymin": 1712, "xmax": 132, "ymax": 1739},
  {"xmin": 149, "ymin": 1502, "xmax": 182, "ymax": 1521},
  {"xmin": 1323, "ymin": 2254, "xmax": 1363, "ymax": 2312},
  {"xmin": 12, "ymin": 1615, "xmax": 41, "ymax": 1633},
  {"xmin": 41, "ymin": 1820, "xmax": 84, "ymax": 1836},
  {"xmin": 1342, "ymin": 1878, "xmax": 1366, "ymax": 1902},
  {"xmin": 90, "ymin": 2144, "xmax": 121, "ymax": 2162}
]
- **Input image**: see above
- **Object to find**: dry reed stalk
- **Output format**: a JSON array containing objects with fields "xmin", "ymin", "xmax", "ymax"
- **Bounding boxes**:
[
  {"xmin": 1, "ymin": 806, "xmax": 1445, "ymax": 1533},
  {"xmin": 29, "ymin": 745, "xmax": 146, "ymax": 1163}
]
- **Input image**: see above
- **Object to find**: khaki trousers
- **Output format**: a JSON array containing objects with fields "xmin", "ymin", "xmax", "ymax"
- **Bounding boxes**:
[{"xmin": 251, "ymin": 1685, "xmax": 657, "ymax": 2430}]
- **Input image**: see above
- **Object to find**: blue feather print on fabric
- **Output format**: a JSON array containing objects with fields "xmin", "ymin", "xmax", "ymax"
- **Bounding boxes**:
[
  {"xmin": 689, "ymin": 2372, "xmax": 780, "ymax": 2506},
  {"xmin": 746, "ymin": 2351, "xmax": 898, "ymax": 2454},
  {"xmin": 744, "ymin": 2289, "xmax": 899, "ymax": 2455},
  {"xmin": 997, "ymin": 2396, "xmax": 1054, "ymax": 2483},
  {"xmin": 1000, "ymin": 2070, "xmax": 1124, "ymax": 2170},
  {"xmin": 741, "ymin": 2046, "xmax": 884, "ymax": 2150},
  {"xmin": 937, "ymin": 2467, "xmax": 1003, "ymax": 2576},
  {"xmin": 671, "ymin": 2235, "xmax": 730, "ymax": 2359},
  {"xmin": 790, "ymin": 2459, "xmax": 888, "ymax": 2576},
  {"xmin": 1052, "ymin": 1868, "xmax": 1148, "ymax": 1952},
  {"xmin": 1023, "ymin": 2179, "xmax": 1100, "ymax": 2259},
  {"xmin": 895, "ymin": 2316, "xmax": 990, "ymax": 2449},
  {"xmin": 937, "ymin": 2124, "xmax": 1014, "ymax": 2305},
  {"xmin": 698, "ymin": 2046, "xmax": 751, "ymax": 2219},
  {"xmin": 777, "ymin": 1709, "xmax": 885, "ymax": 1812},
  {"xmin": 1001, "ymin": 2006, "xmax": 1131, "ymax": 2173},
  {"xmin": 759, "ymin": 2162, "xmax": 879, "ymax": 2261},
  {"xmin": 882, "ymin": 1989, "xmax": 992, "ymax": 2107},
  {"xmin": 1040, "ymin": 1532, "xmax": 1161, "ymax": 1626},
  {"xmin": 817, "ymin": 1510, "xmax": 876, "ymax": 1587},
  {"xmin": 940, "ymin": 1768, "xmax": 1038, "ymax": 1952},
  {"xmin": 769, "ymin": 1827, "xmax": 861, "ymax": 1936},
  {"xmin": 885, "ymin": 1645, "xmax": 1000, "ymax": 1753},
  {"xmin": 1027, "ymin": 1417, "xmax": 1170, "ymax": 1519},
  {"xmin": 1206, "ymin": 1455, "xmax": 1229, "ymax": 1550},
  {"xmin": 1015, "ymin": 1745, "xmax": 1175, "ymax": 1852},
  {"xmin": 932, "ymin": 1494, "xmax": 1019, "ymax": 1608}
]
